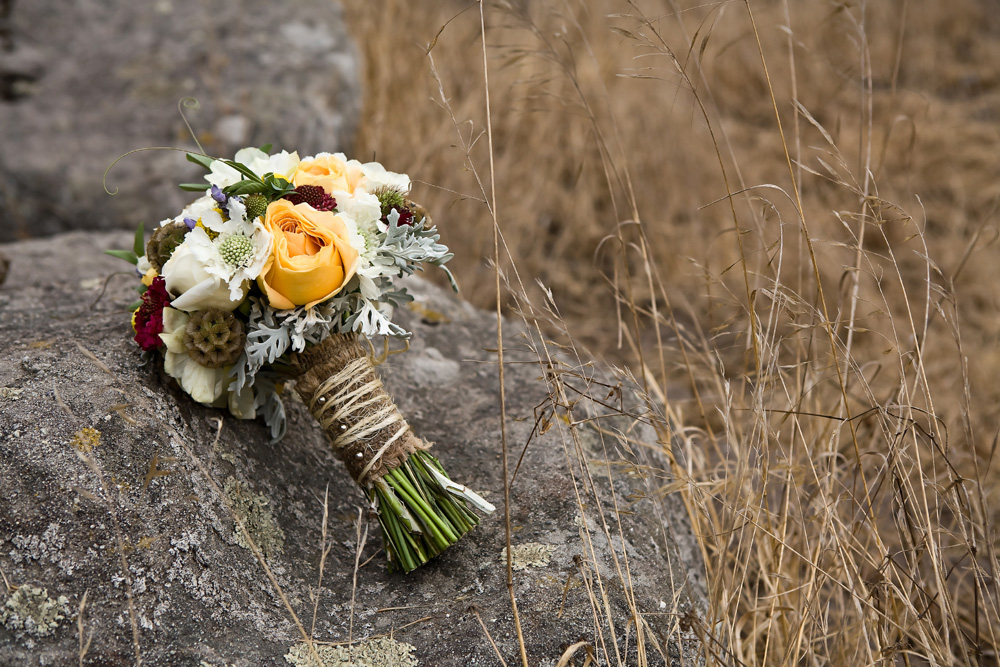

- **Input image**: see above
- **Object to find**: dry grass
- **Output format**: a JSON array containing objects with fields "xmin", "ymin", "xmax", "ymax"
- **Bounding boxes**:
[{"xmin": 340, "ymin": 1, "xmax": 1000, "ymax": 664}]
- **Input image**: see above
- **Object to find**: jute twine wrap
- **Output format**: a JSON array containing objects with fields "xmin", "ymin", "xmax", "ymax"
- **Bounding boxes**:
[{"xmin": 290, "ymin": 333, "xmax": 428, "ymax": 486}]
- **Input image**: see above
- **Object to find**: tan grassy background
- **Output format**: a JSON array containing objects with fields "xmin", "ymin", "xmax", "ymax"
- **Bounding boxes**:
[{"xmin": 341, "ymin": 1, "xmax": 1000, "ymax": 664}]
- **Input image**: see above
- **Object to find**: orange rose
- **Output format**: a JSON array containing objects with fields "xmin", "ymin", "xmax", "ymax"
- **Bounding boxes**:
[
  {"xmin": 293, "ymin": 154, "xmax": 364, "ymax": 195},
  {"xmin": 257, "ymin": 200, "xmax": 360, "ymax": 310}
]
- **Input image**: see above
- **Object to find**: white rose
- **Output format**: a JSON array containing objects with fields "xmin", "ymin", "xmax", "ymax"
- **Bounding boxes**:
[{"xmin": 161, "ymin": 242, "xmax": 247, "ymax": 312}]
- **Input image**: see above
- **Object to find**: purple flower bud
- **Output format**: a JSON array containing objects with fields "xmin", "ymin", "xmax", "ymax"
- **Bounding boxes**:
[
  {"xmin": 211, "ymin": 185, "xmax": 227, "ymax": 205},
  {"xmin": 183, "ymin": 217, "xmax": 197, "ymax": 230}
]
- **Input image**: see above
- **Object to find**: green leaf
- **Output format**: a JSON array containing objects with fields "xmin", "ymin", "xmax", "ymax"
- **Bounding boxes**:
[
  {"xmin": 128, "ymin": 300, "xmax": 143, "ymax": 312},
  {"xmin": 133, "ymin": 221, "xmax": 145, "ymax": 257},
  {"xmin": 221, "ymin": 159, "xmax": 260, "ymax": 182},
  {"xmin": 258, "ymin": 143, "xmax": 273, "ymax": 153},
  {"xmin": 266, "ymin": 174, "xmax": 291, "ymax": 189},
  {"xmin": 104, "ymin": 249, "xmax": 138, "ymax": 265},
  {"xmin": 223, "ymin": 180, "xmax": 267, "ymax": 196},
  {"xmin": 186, "ymin": 152, "xmax": 215, "ymax": 170},
  {"xmin": 180, "ymin": 183, "xmax": 211, "ymax": 191}
]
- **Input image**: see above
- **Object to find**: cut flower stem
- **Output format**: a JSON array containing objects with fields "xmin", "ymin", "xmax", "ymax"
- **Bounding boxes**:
[
  {"xmin": 372, "ymin": 451, "xmax": 481, "ymax": 571},
  {"xmin": 291, "ymin": 333, "xmax": 491, "ymax": 573}
]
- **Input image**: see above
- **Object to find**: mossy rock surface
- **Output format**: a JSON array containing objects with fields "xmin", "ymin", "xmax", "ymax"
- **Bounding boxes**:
[{"xmin": 0, "ymin": 231, "xmax": 705, "ymax": 666}]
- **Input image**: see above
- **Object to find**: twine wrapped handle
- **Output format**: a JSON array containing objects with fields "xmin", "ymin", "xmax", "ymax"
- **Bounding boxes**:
[{"xmin": 290, "ymin": 333, "xmax": 428, "ymax": 486}]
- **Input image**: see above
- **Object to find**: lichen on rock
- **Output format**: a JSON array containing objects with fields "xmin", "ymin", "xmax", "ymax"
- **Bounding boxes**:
[
  {"xmin": 223, "ymin": 476, "xmax": 285, "ymax": 559},
  {"xmin": 69, "ymin": 426, "xmax": 101, "ymax": 453},
  {"xmin": 284, "ymin": 637, "xmax": 419, "ymax": 667},
  {"xmin": 1, "ymin": 584, "xmax": 70, "ymax": 639},
  {"xmin": 502, "ymin": 542, "xmax": 556, "ymax": 571},
  {"xmin": 0, "ymin": 387, "xmax": 22, "ymax": 401}
]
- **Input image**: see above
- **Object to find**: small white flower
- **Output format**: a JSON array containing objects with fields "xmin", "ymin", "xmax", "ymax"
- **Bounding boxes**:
[
  {"xmin": 185, "ymin": 198, "xmax": 273, "ymax": 300},
  {"xmin": 174, "ymin": 195, "xmax": 225, "ymax": 230},
  {"xmin": 336, "ymin": 206, "xmax": 393, "ymax": 300},
  {"xmin": 250, "ymin": 150, "xmax": 299, "ymax": 182},
  {"xmin": 205, "ymin": 147, "xmax": 265, "ymax": 189}
]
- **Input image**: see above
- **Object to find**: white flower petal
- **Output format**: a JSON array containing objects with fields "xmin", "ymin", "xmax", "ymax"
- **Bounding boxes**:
[
  {"xmin": 180, "ymin": 357, "xmax": 228, "ymax": 404},
  {"xmin": 228, "ymin": 385, "xmax": 257, "ymax": 419},
  {"xmin": 163, "ymin": 349, "xmax": 186, "ymax": 378},
  {"xmin": 170, "ymin": 277, "xmax": 247, "ymax": 311},
  {"xmin": 234, "ymin": 147, "xmax": 268, "ymax": 168},
  {"xmin": 206, "ymin": 161, "xmax": 242, "ymax": 188},
  {"xmin": 335, "ymin": 191, "xmax": 381, "ymax": 230},
  {"xmin": 163, "ymin": 242, "xmax": 246, "ymax": 311},
  {"xmin": 360, "ymin": 161, "xmax": 411, "ymax": 193},
  {"xmin": 159, "ymin": 308, "xmax": 190, "ymax": 354},
  {"xmin": 250, "ymin": 150, "xmax": 299, "ymax": 182}
]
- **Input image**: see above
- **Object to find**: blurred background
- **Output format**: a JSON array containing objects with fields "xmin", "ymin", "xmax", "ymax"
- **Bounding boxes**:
[
  {"xmin": 0, "ymin": 0, "xmax": 360, "ymax": 240},
  {"xmin": 3, "ymin": 0, "xmax": 999, "ymax": 663}
]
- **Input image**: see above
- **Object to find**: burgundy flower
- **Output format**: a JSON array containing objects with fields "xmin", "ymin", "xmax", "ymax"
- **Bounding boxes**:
[
  {"xmin": 393, "ymin": 207, "xmax": 414, "ymax": 226},
  {"xmin": 133, "ymin": 276, "xmax": 171, "ymax": 351},
  {"xmin": 283, "ymin": 184, "xmax": 337, "ymax": 212}
]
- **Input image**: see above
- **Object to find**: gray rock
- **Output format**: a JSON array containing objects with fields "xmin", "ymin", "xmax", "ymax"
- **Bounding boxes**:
[
  {"xmin": 0, "ymin": 231, "xmax": 706, "ymax": 666},
  {"xmin": 0, "ymin": 0, "xmax": 360, "ymax": 242}
]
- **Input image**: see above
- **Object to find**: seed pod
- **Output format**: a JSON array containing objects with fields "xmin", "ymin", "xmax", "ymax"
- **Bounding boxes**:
[
  {"xmin": 182, "ymin": 308, "xmax": 245, "ymax": 368},
  {"xmin": 146, "ymin": 221, "xmax": 190, "ymax": 273}
]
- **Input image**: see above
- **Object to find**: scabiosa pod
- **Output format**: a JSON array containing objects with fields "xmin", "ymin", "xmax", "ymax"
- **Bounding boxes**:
[
  {"xmin": 146, "ymin": 221, "xmax": 189, "ymax": 273},
  {"xmin": 183, "ymin": 308, "xmax": 245, "ymax": 368},
  {"xmin": 107, "ymin": 145, "xmax": 486, "ymax": 573}
]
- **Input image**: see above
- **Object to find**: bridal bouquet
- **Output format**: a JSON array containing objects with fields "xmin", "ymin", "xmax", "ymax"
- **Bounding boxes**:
[{"xmin": 108, "ymin": 146, "xmax": 493, "ymax": 572}]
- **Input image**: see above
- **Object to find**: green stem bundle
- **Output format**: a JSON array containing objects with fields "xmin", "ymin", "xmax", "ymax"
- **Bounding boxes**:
[{"xmin": 291, "ymin": 333, "xmax": 493, "ymax": 573}]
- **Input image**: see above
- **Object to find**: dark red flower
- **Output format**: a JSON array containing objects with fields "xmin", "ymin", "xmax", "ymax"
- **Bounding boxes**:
[
  {"xmin": 283, "ymin": 184, "xmax": 337, "ymax": 212},
  {"xmin": 383, "ymin": 206, "xmax": 414, "ymax": 226},
  {"xmin": 133, "ymin": 276, "xmax": 171, "ymax": 351}
]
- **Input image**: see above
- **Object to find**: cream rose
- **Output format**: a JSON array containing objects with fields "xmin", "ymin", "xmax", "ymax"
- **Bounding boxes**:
[
  {"xmin": 293, "ymin": 153, "xmax": 364, "ymax": 195},
  {"xmin": 161, "ymin": 241, "xmax": 247, "ymax": 312},
  {"xmin": 257, "ymin": 200, "xmax": 360, "ymax": 310}
]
